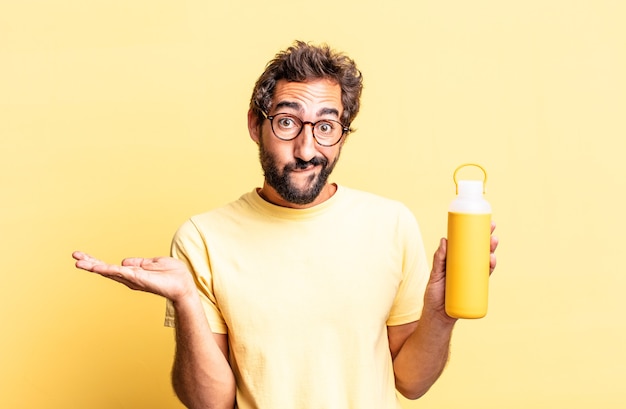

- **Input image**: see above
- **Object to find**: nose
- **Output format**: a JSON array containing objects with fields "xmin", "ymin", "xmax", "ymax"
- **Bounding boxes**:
[{"xmin": 293, "ymin": 123, "xmax": 318, "ymax": 162}]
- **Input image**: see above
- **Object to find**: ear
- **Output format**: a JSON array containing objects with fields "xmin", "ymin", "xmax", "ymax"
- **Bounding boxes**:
[{"xmin": 248, "ymin": 109, "xmax": 261, "ymax": 144}]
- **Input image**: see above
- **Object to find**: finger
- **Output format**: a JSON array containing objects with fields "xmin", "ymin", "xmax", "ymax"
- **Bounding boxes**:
[
  {"xmin": 437, "ymin": 237, "xmax": 447, "ymax": 260},
  {"xmin": 84, "ymin": 263, "xmax": 128, "ymax": 278},
  {"xmin": 122, "ymin": 257, "xmax": 168, "ymax": 271},
  {"xmin": 72, "ymin": 251, "xmax": 101, "ymax": 263},
  {"xmin": 121, "ymin": 257, "xmax": 146, "ymax": 267},
  {"xmin": 73, "ymin": 252, "xmax": 110, "ymax": 272},
  {"xmin": 490, "ymin": 235, "xmax": 499, "ymax": 253},
  {"xmin": 76, "ymin": 256, "xmax": 132, "ymax": 277},
  {"xmin": 77, "ymin": 258, "xmax": 149, "ymax": 289},
  {"xmin": 490, "ymin": 253, "xmax": 497, "ymax": 274},
  {"xmin": 491, "ymin": 221, "xmax": 496, "ymax": 234}
]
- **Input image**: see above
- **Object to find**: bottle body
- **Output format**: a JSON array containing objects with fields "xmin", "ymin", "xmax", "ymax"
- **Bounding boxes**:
[{"xmin": 445, "ymin": 180, "xmax": 492, "ymax": 319}]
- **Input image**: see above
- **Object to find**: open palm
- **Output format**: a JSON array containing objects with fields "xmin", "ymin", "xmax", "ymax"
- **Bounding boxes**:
[{"xmin": 72, "ymin": 251, "xmax": 195, "ymax": 302}]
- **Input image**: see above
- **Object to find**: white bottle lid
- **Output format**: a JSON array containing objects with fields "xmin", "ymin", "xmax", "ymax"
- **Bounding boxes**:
[
  {"xmin": 453, "ymin": 164, "xmax": 487, "ymax": 195},
  {"xmin": 457, "ymin": 180, "xmax": 484, "ymax": 198},
  {"xmin": 450, "ymin": 164, "xmax": 491, "ymax": 214}
]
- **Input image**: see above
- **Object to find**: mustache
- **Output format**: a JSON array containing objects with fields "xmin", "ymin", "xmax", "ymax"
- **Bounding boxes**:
[{"xmin": 286, "ymin": 157, "xmax": 328, "ymax": 171}]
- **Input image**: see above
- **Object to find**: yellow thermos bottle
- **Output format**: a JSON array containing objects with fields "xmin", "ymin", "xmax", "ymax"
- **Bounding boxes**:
[{"xmin": 445, "ymin": 164, "xmax": 492, "ymax": 319}]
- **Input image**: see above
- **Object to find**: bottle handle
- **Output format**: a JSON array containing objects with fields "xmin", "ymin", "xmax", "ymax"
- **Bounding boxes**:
[{"xmin": 453, "ymin": 164, "xmax": 488, "ymax": 194}]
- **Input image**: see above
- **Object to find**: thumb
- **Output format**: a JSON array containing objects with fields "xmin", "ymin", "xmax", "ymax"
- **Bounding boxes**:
[
  {"xmin": 431, "ymin": 238, "xmax": 447, "ymax": 279},
  {"xmin": 121, "ymin": 257, "xmax": 146, "ymax": 267}
]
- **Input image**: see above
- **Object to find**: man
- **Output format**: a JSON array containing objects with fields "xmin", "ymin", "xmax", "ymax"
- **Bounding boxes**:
[{"xmin": 73, "ymin": 41, "xmax": 498, "ymax": 409}]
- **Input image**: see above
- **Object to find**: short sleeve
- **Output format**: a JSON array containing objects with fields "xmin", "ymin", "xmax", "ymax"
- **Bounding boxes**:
[
  {"xmin": 386, "ymin": 206, "xmax": 429, "ymax": 326},
  {"xmin": 164, "ymin": 218, "xmax": 228, "ymax": 334}
]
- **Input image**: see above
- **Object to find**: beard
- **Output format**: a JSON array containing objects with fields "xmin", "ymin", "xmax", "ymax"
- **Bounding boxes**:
[{"xmin": 258, "ymin": 139, "xmax": 340, "ymax": 205}]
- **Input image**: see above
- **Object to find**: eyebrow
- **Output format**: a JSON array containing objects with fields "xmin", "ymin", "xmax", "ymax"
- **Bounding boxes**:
[
  {"xmin": 274, "ymin": 101, "xmax": 340, "ymax": 119},
  {"xmin": 317, "ymin": 107, "xmax": 340, "ymax": 118},
  {"xmin": 275, "ymin": 101, "xmax": 302, "ymax": 112}
]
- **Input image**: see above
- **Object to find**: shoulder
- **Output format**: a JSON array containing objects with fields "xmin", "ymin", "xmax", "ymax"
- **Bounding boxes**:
[
  {"xmin": 173, "ymin": 192, "xmax": 257, "ymax": 240},
  {"xmin": 337, "ymin": 185, "xmax": 415, "ymax": 219},
  {"xmin": 333, "ymin": 186, "xmax": 421, "ymax": 241}
]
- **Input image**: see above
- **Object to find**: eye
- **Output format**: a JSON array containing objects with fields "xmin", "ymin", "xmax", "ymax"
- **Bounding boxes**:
[
  {"xmin": 276, "ymin": 115, "xmax": 299, "ymax": 129},
  {"xmin": 316, "ymin": 121, "xmax": 335, "ymax": 135}
]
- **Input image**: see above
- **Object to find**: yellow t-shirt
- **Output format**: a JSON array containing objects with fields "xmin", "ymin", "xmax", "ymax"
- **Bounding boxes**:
[{"xmin": 166, "ymin": 186, "xmax": 429, "ymax": 409}]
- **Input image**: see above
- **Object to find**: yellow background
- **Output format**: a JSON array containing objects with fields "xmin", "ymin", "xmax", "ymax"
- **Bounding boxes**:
[{"xmin": 2, "ymin": 1, "xmax": 624, "ymax": 407}]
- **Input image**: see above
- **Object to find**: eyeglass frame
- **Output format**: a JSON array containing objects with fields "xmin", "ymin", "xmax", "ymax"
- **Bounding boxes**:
[{"xmin": 261, "ymin": 111, "xmax": 350, "ymax": 147}]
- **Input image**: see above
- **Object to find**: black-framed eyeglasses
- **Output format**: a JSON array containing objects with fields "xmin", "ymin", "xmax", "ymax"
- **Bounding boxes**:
[{"xmin": 262, "ymin": 112, "xmax": 349, "ymax": 147}]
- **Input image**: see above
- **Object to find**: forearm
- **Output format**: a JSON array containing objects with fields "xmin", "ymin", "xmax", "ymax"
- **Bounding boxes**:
[
  {"xmin": 393, "ymin": 312, "xmax": 456, "ymax": 400},
  {"xmin": 171, "ymin": 293, "xmax": 236, "ymax": 409}
]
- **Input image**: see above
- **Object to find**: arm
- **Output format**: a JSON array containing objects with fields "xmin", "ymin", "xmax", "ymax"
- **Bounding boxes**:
[
  {"xmin": 388, "ymin": 312, "xmax": 455, "ymax": 399},
  {"xmin": 389, "ymin": 224, "xmax": 499, "ymax": 399},
  {"xmin": 171, "ymin": 290, "xmax": 235, "ymax": 409},
  {"xmin": 72, "ymin": 252, "xmax": 236, "ymax": 409},
  {"xmin": 388, "ymin": 239, "xmax": 456, "ymax": 400}
]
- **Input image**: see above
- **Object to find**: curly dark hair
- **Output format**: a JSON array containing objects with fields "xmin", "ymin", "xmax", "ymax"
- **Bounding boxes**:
[{"xmin": 249, "ymin": 41, "xmax": 363, "ymax": 129}]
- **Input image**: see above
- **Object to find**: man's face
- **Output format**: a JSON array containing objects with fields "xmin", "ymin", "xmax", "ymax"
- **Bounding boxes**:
[{"xmin": 250, "ymin": 78, "xmax": 345, "ymax": 208}]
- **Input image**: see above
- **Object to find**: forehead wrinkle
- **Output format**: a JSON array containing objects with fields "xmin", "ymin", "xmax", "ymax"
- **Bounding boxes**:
[
  {"xmin": 274, "ymin": 102, "xmax": 340, "ymax": 120},
  {"xmin": 272, "ymin": 79, "xmax": 343, "ymax": 118},
  {"xmin": 274, "ymin": 101, "xmax": 302, "ymax": 112}
]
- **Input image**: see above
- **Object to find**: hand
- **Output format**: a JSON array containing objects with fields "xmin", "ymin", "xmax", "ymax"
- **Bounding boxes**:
[
  {"xmin": 72, "ymin": 251, "xmax": 196, "ymax": 303},
  {"xmin": 423, "ymin": 222, "xmax": 499, "ymax": 322}
]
